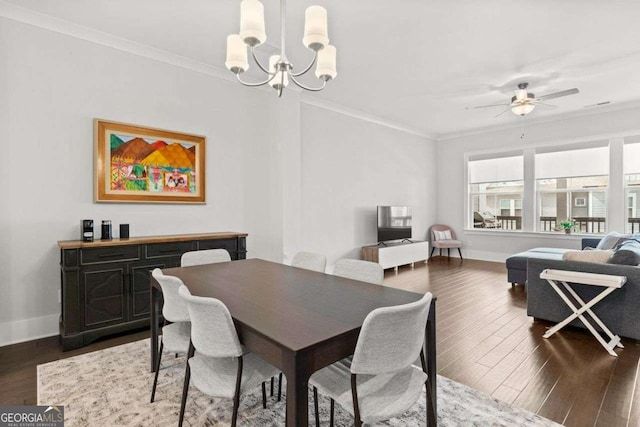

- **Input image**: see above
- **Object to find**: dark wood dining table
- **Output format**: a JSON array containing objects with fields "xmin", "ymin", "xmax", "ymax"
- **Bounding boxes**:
[{"xmin": 150, "ymin": 258, "xmax": 437, "ymax": 426}]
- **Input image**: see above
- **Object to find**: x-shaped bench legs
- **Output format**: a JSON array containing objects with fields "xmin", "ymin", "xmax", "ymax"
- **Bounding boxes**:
[{"xmin": 543, "ymin": 279, "xmax": 624, "ymax": 357}]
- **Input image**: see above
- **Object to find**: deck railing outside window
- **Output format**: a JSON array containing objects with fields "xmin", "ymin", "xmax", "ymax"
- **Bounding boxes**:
[
  {"xmin": 629, "ymin": 218, "xmax": 640, "ymax": 233},
  {"xmin": 496, "ymin": 216, "xmax": 522, "ymax": 230},
  {"xmin": 477, "ymin": 216, "xmax": 640, "ymax": 233},
  {"xmin": 539, "ymin": 216, "xmax": 606, "ymax": 233}
]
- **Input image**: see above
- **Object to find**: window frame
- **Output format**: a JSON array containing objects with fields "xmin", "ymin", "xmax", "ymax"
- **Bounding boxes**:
[{"xmin": 464, "ymin": 140, "xmax": 616, "ymax": 235}]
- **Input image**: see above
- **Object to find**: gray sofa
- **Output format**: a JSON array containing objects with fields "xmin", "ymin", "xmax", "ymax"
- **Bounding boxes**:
[
  {"xmin": 507, "ymin": 248, "xmax": 571, "ymax": 285},
  {"xmin": 526, "ymin": 240, "xmax": 640, "ymax": 340},
  {"xmin": 506, "ymin": 238, "xmax": 602, "ymax": 285}
]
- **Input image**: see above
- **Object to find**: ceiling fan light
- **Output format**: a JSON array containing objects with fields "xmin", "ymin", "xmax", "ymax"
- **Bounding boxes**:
[{"xmin": 511, "ymin": 103, "xmax": 535, "ymax": 116}]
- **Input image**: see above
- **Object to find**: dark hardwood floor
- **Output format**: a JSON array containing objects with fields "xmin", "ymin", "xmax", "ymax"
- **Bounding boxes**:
[
  {"xmin": 384, "ymin": 257, "xmax": 640, "ymax": 427},
  {"xmin": 1, "ymin": 257, "xmax": 638, "ymax": 426}
]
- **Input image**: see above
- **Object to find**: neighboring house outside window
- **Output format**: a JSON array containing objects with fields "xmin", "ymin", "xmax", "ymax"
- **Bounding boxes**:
[
  {"xmin": 624, "ymin": 142, "xmax": 640, "ymax": 233},
  {"xmin": 535, "ymin": 146, "xmax": 609, "ymax": 234},
  {"xmin": 536, "ymin": 176, "xmax": 608, "ymax": 233},
  {"xmin": 463, "ymin": 139, "xmax": 640, "ymax": 235}
]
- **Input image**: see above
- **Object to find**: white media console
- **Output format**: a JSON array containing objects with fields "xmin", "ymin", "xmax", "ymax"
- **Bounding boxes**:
[{"xmin": 361, "ymin": 240, "xmax": 430, "ymax": 270}]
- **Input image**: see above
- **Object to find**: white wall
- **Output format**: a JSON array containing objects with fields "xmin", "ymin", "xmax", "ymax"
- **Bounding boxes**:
[
  {"xmin": 0, "ymin": 18, "xmax": 281, "ymax": 345},
  {"xmin": 299, "ymin": 104, "xmax": 437, "ymax": 266},
  {"xmin": 0, "ymin": 17, "xmax": 436, "ymax": 345},
  {"xmin": 436, "ymin": 107, "xmax": 640, "ymax": 262}
]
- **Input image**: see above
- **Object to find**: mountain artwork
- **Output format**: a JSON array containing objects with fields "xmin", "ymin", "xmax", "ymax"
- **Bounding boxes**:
[{"xmin": 95, "ymin": 120, "xmax": 205, "ymax": 203}]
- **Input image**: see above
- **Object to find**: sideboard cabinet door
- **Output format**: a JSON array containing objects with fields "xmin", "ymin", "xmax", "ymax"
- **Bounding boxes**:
[
  {"xmin": 129, "ymin": 261, "xmax": 173, "ymax": 320},
  {"xmin": 81, "ymin": 264, "xmax": 127, "ymax": 329}
]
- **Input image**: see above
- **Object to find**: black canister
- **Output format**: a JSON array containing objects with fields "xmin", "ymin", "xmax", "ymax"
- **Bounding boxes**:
[
  {"xmin": 101, "ymin": 220, "xmax": 112, "ymax": 240},
  {"xmin": 119, "ymin": 224, "xmax": 130, "ymax": 239}
]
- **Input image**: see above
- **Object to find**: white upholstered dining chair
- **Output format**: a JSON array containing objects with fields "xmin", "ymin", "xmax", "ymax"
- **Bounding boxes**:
[
  {"xmin": 333, "ymin": 259, "xmax": 384, "ymax": 285},
  {"xmin": 180, "ymin": 248, "xmax": 231, "ymax": 266},
  {"xmin": 177, "ymin": 285, "xmax": 280, "ymax": 427},
  {"xmin": 291, "ymin": 251, "xmax": 327, "ymax": 273},
  {"xmin": 150, "ymin": 269, "xmax": 191, "ymax": 403},
  {"xmin": 310, "ymin": 292, "xmax": 434, "ymax": 426}
]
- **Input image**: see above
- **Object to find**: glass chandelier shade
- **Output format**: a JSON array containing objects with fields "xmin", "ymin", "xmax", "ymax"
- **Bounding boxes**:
[{"xmin": 225, "ymin": 0, "xmax": 337, "ymax": 97}]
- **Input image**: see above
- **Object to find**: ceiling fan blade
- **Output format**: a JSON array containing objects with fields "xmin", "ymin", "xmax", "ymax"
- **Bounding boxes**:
[
  {"xmin": 466, "ymin": 103, "xmax": 510, "ymax": 110},
  {"xmin": 537, "ymin": 88, "xmax": 579, "ymax": 100},
  {"xmin": 535, "ymin": 102, "xmax": 558, "ymax": 109},
  {"xmin": 495, "ymin": 106, "xmax": 513, "ymax": 117}
]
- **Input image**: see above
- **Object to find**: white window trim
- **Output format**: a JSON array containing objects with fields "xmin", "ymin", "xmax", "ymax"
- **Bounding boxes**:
[{"xmin": 463, "ymin": 137, "xmax": 631, "ymax": 235}]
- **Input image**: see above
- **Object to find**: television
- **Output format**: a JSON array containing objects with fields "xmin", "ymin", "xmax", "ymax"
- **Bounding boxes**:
[{"xmin": 377, "ymin": 206, "xmax": 412, "ymax": 242}]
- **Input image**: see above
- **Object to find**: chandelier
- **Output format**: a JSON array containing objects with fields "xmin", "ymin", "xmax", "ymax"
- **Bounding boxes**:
[{"xmin": 225, "ymin": 0, "xmax": 337, "ymax": 97}]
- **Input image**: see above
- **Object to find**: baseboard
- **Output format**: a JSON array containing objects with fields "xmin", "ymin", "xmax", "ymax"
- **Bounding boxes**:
[
  {"xmin": 457, "ymin": 249, "xmax": 511, "ymax": 263},
  {"xmin": 0, "ymin": 314, "xmax": 60, "ymax": 347}
]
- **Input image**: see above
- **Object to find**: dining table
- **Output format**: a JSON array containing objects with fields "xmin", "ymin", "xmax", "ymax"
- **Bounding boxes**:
[{"xmin": 150, "ymin": 258, "xmax": 437, "ymax": 426}]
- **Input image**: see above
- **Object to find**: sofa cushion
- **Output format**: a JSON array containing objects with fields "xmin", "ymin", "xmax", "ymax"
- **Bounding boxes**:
[
  {"xmin": 608, "ymin": 250, "xmax": 640, "ymax": 265},
  {"xmin": 527, "ymin": 247, "xmax": 574, "ymax": 254},
  {"xmin": 506, "ymin": 248, "xmax": 570, "ymax": 270},
  {"xmin": 608, "ymin": 239, "xmax": 640, "ymax": 265},
  {"xmin": 596, "ymin": 232, "xmax": 629, "ymax": 250},
  {"xmin": 562, "ymin": 249, "xmax": 614, "ymax": 263}
]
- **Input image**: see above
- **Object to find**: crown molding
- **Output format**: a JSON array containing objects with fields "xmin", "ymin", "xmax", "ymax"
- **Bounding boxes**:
[
  {"xmin": 1, "ymin": 1, "xmax": 434, "ymax": 137},
  {"xmin": 0, "ymin": 1, "xmax": 433, "ymax": 139},
  {"xmin": 437, "ymin": 99, "xmax": 640, "ymax": 142},
  {"xmin": 300, "ymin": 95, "xmax": 436, "ymax": 140},
  {"xmin": 0, "ymin": 1, "xmax": 239, "ymax": 83}
]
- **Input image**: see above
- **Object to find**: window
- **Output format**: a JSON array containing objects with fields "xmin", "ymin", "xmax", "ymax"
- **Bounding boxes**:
[
  {"xmin": 624, "ymin": 143, "xmax": 640, "ymax": 233},
  {"xmin": 535, "ymin": 146, "xmax": 609, "ymax": 233},
  {"xmin": 468, "ymin": 155, "xmax": 523, "ymax": 230}
]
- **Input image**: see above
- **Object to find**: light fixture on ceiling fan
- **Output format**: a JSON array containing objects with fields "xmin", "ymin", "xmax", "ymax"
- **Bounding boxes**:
[
  {"xmin": 470, "ymin": 82, "xmax": 580, "ymax": 117},
  {"xmin": 510, "ymin": 84, "xmax": 537, "ymax": 115},
  {"xmin": 225, "ymin": 0, "xmax": 337, "ymax": 97}
]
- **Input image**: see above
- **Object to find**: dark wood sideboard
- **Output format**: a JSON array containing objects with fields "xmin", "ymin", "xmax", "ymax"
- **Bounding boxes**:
[{"xmin": 57, "ymin": 232, "xmax": 247, "ymax": 350}]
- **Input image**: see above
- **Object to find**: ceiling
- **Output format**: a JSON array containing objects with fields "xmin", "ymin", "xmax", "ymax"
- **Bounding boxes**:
[{"xmin": 5, "ymin": 0, "xmax": 640, "ymax": 138}]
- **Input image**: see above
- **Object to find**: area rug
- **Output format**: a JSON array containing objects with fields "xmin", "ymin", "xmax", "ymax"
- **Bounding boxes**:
[{"xmin": 37, "ymin": 339, "xmax": 561, "ymax": 426}]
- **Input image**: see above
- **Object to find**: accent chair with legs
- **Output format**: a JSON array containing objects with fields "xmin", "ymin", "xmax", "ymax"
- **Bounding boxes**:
[
  {"xmin": 291, "ymin": 251, "xmax": 327, "ymax": 273},
  {"xmin": 430, "ymin": 224, "xmax": 463, "ymax": 259},
  {"xmin": 177, "ymin": 285, "xmax": 280, "ymax": 427},
  {"xmin": 333, "ymin": 258, "xmax": 384, "ymax": 285},
  {"xmin": 150, "ymin": 269, "xmax": 191, "ymax": 403},
  {"xmin": 310, "ymin": 292, "xmax": 434, "ymax": 426},
  {"xmin": 181, "ymin": 248, "xmax": 231, "ymax": 266}
]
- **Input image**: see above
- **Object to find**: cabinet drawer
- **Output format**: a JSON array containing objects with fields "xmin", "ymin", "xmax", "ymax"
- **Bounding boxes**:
[
  {"xmin": 81, "ymin": 246, "xmax": 140, "ymax": 265},
  {"xmin": 146, "ymin": 241, "xmax": 194, "ymax": 258},
  {"xmin": 197, "ymin": 238, "xmax": 237, "ymax": 252}
]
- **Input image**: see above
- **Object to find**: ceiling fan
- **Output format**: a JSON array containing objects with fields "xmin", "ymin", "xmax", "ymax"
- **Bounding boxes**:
[{"xmin": 470, "ymin": 82, "xmax": 580, "ymax": 117}]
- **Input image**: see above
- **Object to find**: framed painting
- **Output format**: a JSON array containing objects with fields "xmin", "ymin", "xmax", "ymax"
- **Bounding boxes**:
[{"xmin": 94, "ymin": 119, "xmax": 205, "ymax": 203}]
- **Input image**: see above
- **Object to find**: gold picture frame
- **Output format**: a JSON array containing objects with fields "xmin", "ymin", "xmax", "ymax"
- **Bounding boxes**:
[{"xmin": 94, "ymin": 119, "xmax": 205, "ymax": 203}]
